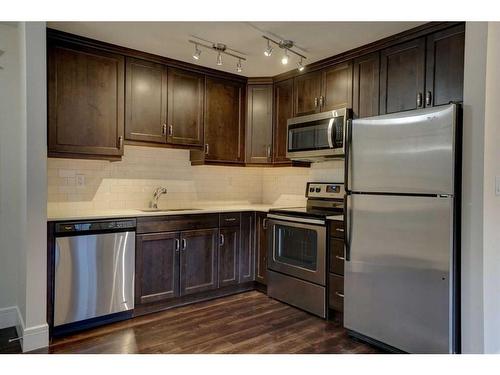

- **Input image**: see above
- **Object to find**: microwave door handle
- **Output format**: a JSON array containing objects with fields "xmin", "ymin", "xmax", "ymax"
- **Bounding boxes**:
[{"xmin": 327, "ymin": 118, "xmax": 334, "ymax": 148}]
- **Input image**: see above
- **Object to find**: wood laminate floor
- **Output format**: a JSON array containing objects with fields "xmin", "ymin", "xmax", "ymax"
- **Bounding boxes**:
[{"xmin": 35, "ymin": 291, "xmax": 382, "ymax": 354}]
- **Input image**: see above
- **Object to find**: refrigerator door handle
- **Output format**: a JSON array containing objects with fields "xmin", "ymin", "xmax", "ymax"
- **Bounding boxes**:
[
  {"xmin": 344, "ymin": 119, "xmax": 352, "ymax": 193},
  {"xmin": 345, "ymin": 193, "xmax": 351, "ymax": 261}
]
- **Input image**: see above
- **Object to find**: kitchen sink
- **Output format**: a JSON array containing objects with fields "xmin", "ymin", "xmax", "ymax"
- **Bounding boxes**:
[{"xmin": 139, "ymin": 208, "xmax": 201, "ymax": 212}]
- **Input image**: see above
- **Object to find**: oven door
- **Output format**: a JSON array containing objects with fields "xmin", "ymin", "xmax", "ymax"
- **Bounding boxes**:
[{"xmin": 267, "ymin": 214, "xmax": 326, "ymax": 286}]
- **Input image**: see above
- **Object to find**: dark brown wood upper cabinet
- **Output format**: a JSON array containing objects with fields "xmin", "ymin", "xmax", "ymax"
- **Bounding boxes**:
[
  {"xmin": 218, "ymin": 227, "xmax": 240, "ymax": 288},
  {"xmin": 125, "ymin": 58, "xmax": 167, "ymax": 144},
  {"xmin": 167, "ymin": 67, "xmax": 204, "ymax": 146},
  {"xmin": 425, "ymin": 24, "xmax": 465, "ymax": 107},
  {"xmin": 273, "ymin": 79, "xmax": 294, "ymax": 164},
  {"xmin": 246, "ymin": 84, "xmax": 273, "ymax": 164},
  {"xmin": 353, "ymin": 52, "xmax": 380, "ymax": 119},
  {"xmin": 239, "ymin": 212, "xmax": 255, "ymax": 283},
  {"xmin": 255, "ymin": 212, "xmax": 268, "ymax": 285},
  {"xmin": 380, "ymin": 37, "xmax": 426, "ymax": 114},
  {"xmin": 294, "ymin": 71, "xmax": 322, "ymax": 116},
  {"xmin": 135, "ymin": 232, "xmax": 180, "ymax": 305},
  {"xmin": 180, "ymin": 228, "xmax": 218, "ymax": 296},
  {"xmin": 322, "ymin": 61, "xmax": 353, "ymax": 111},
  {"xmin": 48, "ymin": 40, "xmax": 125, "ymax": 158},
  {"xmin": 203, "ymin": 77, "xmax": 245, "ymax": 163}
]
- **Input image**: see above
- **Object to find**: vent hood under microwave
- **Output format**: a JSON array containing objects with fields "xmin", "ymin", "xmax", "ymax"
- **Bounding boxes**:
[{"xmin": 286, "ymin": 108, "xmax": 350, "ymax": 162}]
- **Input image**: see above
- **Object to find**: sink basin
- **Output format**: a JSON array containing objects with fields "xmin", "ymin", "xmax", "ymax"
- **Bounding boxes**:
[{"xmin": 139, "ymin": 208, "xmax": 201, "ymax": 212}]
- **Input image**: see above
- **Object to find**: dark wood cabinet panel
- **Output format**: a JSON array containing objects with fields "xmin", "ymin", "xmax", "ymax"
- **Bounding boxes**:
[
  {"xmin": 294, "ymin": 71, "xmax": 322, "ymax": 116},
  {"xmin": 48, "ymin": 40, "xmax": 125, "ymax": 157},
  {"xmin": 180, "ymin": 228, "xmax": 218, "ymax": 296},
  {"xmin": 353, "ymin": 52, "xmax": 380, "ymax": 118},
  {"xmin": 136, "ymin": 232, "xmax": 180, "ymax": 305},
  {"xmin": 136, "ymin": 214, "xmax": 219, "ymax": 234},
  {"xmin": 380, "ymin": 37, "xmax": 426, "ymax": 114},
  {"xmin": 328, "ymin": 273, "xmax": 344, "ymax": 312},
  {"xmin": 255, "ymin": 212, "xmax": 268, "ymax": 285},
  {"xmin": 204, "ymin": 77, "xmax": 245, "ymax": 163},
  {"xmin": 273, "ymin": 79, "xmax": 293, "ymax": 164},
  {"xmin": 239, "ymin": 212, "xmax": 255, "ymax": 283},
  {"xmin": 125, "ymin": 57, "xmax": 167, "ymax": 144},
  {"xmin": 425, "ymin": 24, "xmax": 465, "ymax": 107},
  {"xmin": 322, "ymin": 61, "xmax": 353, "ymax": 111},
  {"xmin": 246, "ymin": 85, "xmax": 273, "ymax": 164},
  {"xmin": 329, "ymin": 237, "xmax": 345, "ymax": 276},
  {"xmin": 167, "ymin": 67, "xmax": 204, "ymax": 146},
  {"xmin": 329, "ymin": 220, "xmax": 345, "ymax": 239},
  {"xmin": 218, "ymin": 227, "xmax": 240, "ymax": 287},
  {"xmin": 220, "ymin": 212, "xmax": 241, "ymax": 228}
]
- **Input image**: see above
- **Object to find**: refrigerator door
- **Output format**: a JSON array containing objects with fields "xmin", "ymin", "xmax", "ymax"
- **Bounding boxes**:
[
  {"xmin": 348, "ymin": 104, "xmax": 457, "ymax": 195},
  {"xmin": 344, "ymin": 194, "xmax": 454, "ymax": 353}
]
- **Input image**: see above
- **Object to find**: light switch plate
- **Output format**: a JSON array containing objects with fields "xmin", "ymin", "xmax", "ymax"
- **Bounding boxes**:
[{"xmin": 496, "ymin": 176, "xmax": 500, "ymax": 196}]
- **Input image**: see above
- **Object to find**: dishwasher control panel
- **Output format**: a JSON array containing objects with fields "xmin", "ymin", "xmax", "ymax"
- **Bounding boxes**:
[{"xmin": 55, "ymin": 219, "xmax": 137, "ymax": 234}]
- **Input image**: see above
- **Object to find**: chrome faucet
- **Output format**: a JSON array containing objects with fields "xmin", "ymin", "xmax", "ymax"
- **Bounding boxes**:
[{"xmin": 151, "ymin": 187, "xmax": 168, "ymax": 209}]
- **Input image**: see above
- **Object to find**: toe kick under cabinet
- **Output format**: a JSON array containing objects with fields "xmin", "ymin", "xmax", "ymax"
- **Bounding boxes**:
[{"xmin": 134, "ymin": 212, "xmax": 255, "ymax": 316}]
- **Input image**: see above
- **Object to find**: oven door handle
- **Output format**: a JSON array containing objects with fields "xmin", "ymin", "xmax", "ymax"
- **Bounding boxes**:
[
  {"xmin": 327, "ymin": 118, "xmax": 334, "ymax": 148},
  {"xmin": 266, "ymin": 214, "xmax": 325, "ymax": 226}
]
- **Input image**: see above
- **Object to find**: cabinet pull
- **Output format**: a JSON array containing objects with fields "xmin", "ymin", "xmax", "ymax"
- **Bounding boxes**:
[
  {"xmin": 266, "ymin": 145, "xmax": 272, "ymax": 159},
  {"xmin": 425, "ymin": 91, "xmax": 432, "ymax": 106},
  {"xmin": 416, "ymin": 92, "xmax": 423, "ymax": 108},
  {"xmin": 181, "ymin": 238, "xmax": 187, "ymax": 250},
  {"xmin": 174, "ymin": 238, "xmax": 180, "ymax": 252},
  {"xmin": 335, "ymin": 255, "xmax": 345, "ymax": 261},
  {"xmin": 262, "ymin": 218, "xmax": 268, "ymax": 229},
  {"xmin": 225, "ymin": 218, "xmax": 237, "ymax": 222},
  {"xmin": 319, "ymin": 96, "xmax": 324, "ymax": 108},
  {"xmin": 314, "ymin": 97, "xmax": 319, "ymax": 108},
  {"xmin": 335, "ymin": 228, "xmax": 345, "ymax": 233},
  {"xmin": 162, "ymin": 124, "xmax": 167, "ymax": 135},
  {"xmin": 168, "ymin": 124, "xmax": 173, "ymax": 136},
  {"xmin": 205, "ymin": 144, "xmax": 209, "ymax": 155},
  {"xmin": 118, "ymin": 136, "xmax": 123, "ymax": 149},
  {"xmin": 220, "ymin": 233, "xmax": 225, "ymax": 246},
  {"xmin": 335, "ymin": 291, "xmax": 345, "ymax": 298}
]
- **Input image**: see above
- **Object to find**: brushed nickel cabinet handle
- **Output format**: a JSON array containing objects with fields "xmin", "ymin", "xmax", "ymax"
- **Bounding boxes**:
[
  {"xmin": 118, "ymin": 136, "xmax": 123, "ymax": 149},
  {"xmin": 266, "ymin": 145, "xmax": 272, "ymax": 159},
  {"xmin": 220, "ymin": 233, "xmax": 225, "ymax": 246},
  {"xmin": 335, "ymin": 255, "xmax": 345, "ymax": 261},
  {"xmin": 425, "ymin": 91, "xmax": 432, "ymax": 106},
  {"xmin": 319, "ymin": 96, "xmax": 324, "ymax": 108},
  {"xmin": 181, "ymin": 238, "xmax": 187, "ymax": 250},
  {"xmin": 417, "ymin": 92, "xmax": 423, "ymax": 108},
  {"xmin": 168, "ymin": 124, "xmax": 173, "ymax": 136},
  {"xmin": 162, "ymin": 124, "xmax": 167, "ymax": 135},
  {"xmin": 225, "ymin": 218, "xmax": 237, "ymax": 222},
  {"xmin": 174, "ymin": 238, "xmax": 180, "ymax": 252},
  {"xmin": 335, "ymin": 228, "xmax": 345, "ymax": 232},
  {"xmin": 314, "ymin": 97, "xmax": 319, "ymax": 108},
  {"xmin": 205, "ymin": 144, "xmax": 209, "ymax": 155},
  {"xmin": 335, "ymin": 292, "xmax": 345, "ymax": 298},
  {"xmin": 262, "ymin": 218, "xmax": 268, "ymax": 229}
]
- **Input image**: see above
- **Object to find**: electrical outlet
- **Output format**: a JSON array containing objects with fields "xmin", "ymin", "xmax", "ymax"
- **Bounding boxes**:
[
  {"xmin": 496, "ymin": 176, "xmax": 500, "ymax": 196},
  {"xmin": 76, "ymin": 174, "xmax": 85, "ymax": 187}
]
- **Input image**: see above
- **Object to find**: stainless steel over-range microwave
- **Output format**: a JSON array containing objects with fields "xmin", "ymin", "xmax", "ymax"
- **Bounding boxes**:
[{"xmin": 286, "ymin": 108, "xmax": 350, "ymax": 162}]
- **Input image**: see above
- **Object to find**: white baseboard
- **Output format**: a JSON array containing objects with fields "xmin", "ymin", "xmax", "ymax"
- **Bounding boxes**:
[
  {"xmin": 15, "ymin": 307, "xmax": 49, "ymax": 352},
  {"xmin": 0, "ymin": 306, "xmax": 18, "ymax": 329}
]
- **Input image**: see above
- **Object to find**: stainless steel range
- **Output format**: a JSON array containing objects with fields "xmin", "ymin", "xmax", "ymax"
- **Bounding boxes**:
[{"xmin": 267, "ymin": 182, "xmax": 344, "ymax": 318}]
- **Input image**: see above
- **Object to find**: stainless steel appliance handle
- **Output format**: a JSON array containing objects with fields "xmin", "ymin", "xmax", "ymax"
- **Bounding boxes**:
[
  {"xmin": 344, "ymin": 119, "xmax": 352, "ymax": 193},
  {"xmin": 267, "ymin": 213, "xmax": 325, "ymax": 226},
  {"xmin": 327, "ymin": 118, "xmax": 334, "ymax": 148},
  {"xmin": 345, "ymin": 194, "xmax": 351, "ymax": 261}
]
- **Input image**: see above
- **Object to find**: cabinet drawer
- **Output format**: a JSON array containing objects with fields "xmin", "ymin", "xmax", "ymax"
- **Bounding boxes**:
[
  {"xmin": 329, "ymin": 238, "xmax": 345, "ymax": 276},
  {"xmin": 137, "ymin": 214, "xmax": 219, "ymax": 234},
  {"xmin": 329, "ymin": 273, "xmax": 344, "ymax": 312},
  {"xmin": 219, "ymin": 212, "xmax": 241, "ymax": 227},
  {"xmin": 329, "ymin": 220, "xmax": 345, "ymax": 239}
]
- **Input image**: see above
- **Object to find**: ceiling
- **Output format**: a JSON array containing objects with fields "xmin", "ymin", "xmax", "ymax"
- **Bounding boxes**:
[{"xmin": 48, "ymin": 22, "xmax": 425, "ymax": 77}]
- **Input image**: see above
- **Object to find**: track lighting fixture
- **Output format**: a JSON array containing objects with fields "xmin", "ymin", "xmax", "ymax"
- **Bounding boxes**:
[
  {"xmin": 297, "ymin": 57, "xmax": 305, "ymax": 72},
  {"xmin": 236, "ymin": 59, "xmax": 242, "ymax": 73},
  {"xmin": 281, "ymin": 50, "xmax": 289, "ymax": 65},
  {"xmin": 264, "ymin": 40, "xmax": 273, "ymax": 57},
  {"xmin": 192, "ymin": 44, "xmax": 201, "ymax": 60}
]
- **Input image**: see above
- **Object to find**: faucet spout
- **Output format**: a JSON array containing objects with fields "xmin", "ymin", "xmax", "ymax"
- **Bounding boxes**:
[{"xmin": 151, "ymin": 187, "xmax": 168, "ymax": 209}]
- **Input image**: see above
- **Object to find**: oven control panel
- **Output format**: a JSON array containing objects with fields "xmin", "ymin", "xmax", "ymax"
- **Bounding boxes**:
[{"xmin": 306, "ymin": 182, "xmax": 345, "ymax": 199}]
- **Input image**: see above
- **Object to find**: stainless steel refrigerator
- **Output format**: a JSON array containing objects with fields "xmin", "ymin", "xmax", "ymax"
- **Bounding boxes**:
[{"xmin": 344, "ymin": 103, "xmax": 460, "ymax": 354}]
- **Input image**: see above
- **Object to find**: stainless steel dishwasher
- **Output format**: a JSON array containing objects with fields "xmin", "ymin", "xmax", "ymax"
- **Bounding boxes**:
[{"xmin": 54, "ymin": 219, "xmax": 136, "ymax": 328}]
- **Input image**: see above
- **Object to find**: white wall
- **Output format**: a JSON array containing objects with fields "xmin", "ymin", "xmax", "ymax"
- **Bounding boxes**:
[{"xmin": 482, "ymin": 21, "xmax": 500, "ymax": 354}]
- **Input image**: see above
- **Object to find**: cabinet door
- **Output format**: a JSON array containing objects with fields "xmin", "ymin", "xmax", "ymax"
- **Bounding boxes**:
[
  {"xmin": 322, "ymin": 61, "xmax": 353, "ymax": 111},
  {"xmin": 218, "ymin": 227, "xmax": 240, "ymax": 287},
  {"xmin": 135, "ymin": 232, "xmax": 180, "ymax": 305},
  {"xmin": 425, "ymin": 24, "xmax": 465, "ymax": 107},
  {"xmin": 180, "ymin": 228, "xmax": 218, "ymax": 295},
  {"xmin": 48, "ymin": 40, "xmax": 124, "ymax": 157},
  {"xmin": 294, "ymin": 71, "xmax": 322, "ymax": 116},
  {"xmin": 167, "ymin": 67, "xmax": 204, "ymax": 146},
  {"xmin": 380, "ymin": 37, "xmax": 426, "ymax": 114},
  {"xmin": 125, "ymin": 58, "xmax": 167, "ymax": 144},
  {"xmin": 204, "ymin": 77, "xmax": 245, "ymax": 163},
  {"xmin": 246, "ymin": 85, "xmax": 273, "ymax": 164},
  {"xmin": 239, "ymin": 212, "xmax": 255, "ymax": 283},
  {"xmin": 353, "ymin": 52, "xmax": 380, "ymax": 119},
  {"xmin": 273, "ymin": 79, "xmax": 293, "ymax": 164},
  {"xmin": 255, "ymin": 212, "xmax": 268, "ymax": 284}
]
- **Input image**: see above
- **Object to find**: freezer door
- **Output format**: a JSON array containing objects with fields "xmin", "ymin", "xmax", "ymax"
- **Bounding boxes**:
[
  {"xmin": 348, "ymin": 104, "xmax": 457, "ymax": 194},
  {"xmin": 344, "ymin": 194, "xmax": 454, "ymax": 353}
]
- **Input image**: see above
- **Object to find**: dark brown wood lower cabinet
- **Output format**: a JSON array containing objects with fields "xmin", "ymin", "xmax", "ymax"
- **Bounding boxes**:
[
  {"xmin": 218, "ymin": 227, "xmax": 240, "ymax": 287},
  {"xmin": 135, "ymin": 232, "xmax": 180, "ymax": 304},
  {"xmin": 255, "ymin": 212, "xmax": 268, "ymax": 285},
  {"xmin": 239, "ymin": 212, "xmax": 255, "ymax": 283},
  {"xmin": 180, "ymin": 228, "xmax": 218, "ymax": 295}
]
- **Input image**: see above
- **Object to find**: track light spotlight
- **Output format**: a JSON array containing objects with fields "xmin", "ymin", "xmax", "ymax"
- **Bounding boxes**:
[
  {"xmin": 217, "ymin": 52, "xmax": 223, "ymax": 66},
  {"xmin": 264, "ymin": 40, "xmax": 273, "ymax": 57},
  {"xmin": 297, "ymin": 58, "xmax": 305, "ymax": 72},
  {"xmin": 236, "ymin": 59, "xmax": 242, "ymax": 73},
  {"xmin": 192, "ymin": 44, "xmax": 201, "ymax": 60},
  {"xmin": 281, "ymin": 49, "xmax": 289, "ymax": 65}
]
